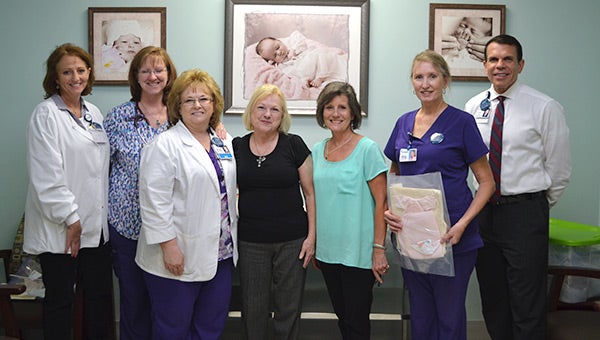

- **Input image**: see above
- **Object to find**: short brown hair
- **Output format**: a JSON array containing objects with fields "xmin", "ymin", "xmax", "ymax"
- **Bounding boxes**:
[
  {"xmin": 315, "ymin": 82, "xmax": 362, "ymax": 130},
  {"xmin": 43, "ymin": 43, "xmax": 94, "ymax": 99}
]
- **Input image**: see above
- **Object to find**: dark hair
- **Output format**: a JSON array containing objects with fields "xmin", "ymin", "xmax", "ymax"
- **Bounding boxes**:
[
  {"xmin": 315, "ymin": 82, "xmax": 362, "ymax": 130},
  {"xmin": 255, "ymin": 37, "xmax": 277, "ymax": 61},
  {"xmin": 128, "ymin": 46, "xmax": 177, "ymax": 104},
  {"xmin": 484, "ymin": 34, "xmax": 523, "ymax": 62},
  {"xmin": 167, "ymin": 69, "xmax": 224, "ymax": 127},
  {"xmin": 43, "ymin": 43, "xmax": 94, "ymax": 99}
]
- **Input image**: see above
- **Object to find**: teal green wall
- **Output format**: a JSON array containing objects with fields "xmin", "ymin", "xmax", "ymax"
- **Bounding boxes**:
[{"xmin": 1, "ymin": 0, "xmax": 598, "ymax": 247}]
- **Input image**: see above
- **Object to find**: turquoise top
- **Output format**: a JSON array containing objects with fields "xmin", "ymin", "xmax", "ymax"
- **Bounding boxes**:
[{"xmin": 313, "ymin": 137, "xmax": 388, "ymax": 269}]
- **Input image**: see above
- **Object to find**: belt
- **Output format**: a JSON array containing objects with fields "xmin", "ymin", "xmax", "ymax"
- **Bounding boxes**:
[{"xmin": 492, "ymin": 191, "xmax": 546, "ymax": 206}]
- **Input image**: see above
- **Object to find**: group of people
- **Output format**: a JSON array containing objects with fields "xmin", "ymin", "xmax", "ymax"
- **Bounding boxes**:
[{"xmin": 23, "ymin": 33, "xmax": 569, "ymax": 340}]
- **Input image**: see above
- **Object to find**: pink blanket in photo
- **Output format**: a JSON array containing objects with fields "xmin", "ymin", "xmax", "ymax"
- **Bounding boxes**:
[{"xmin": 243, "ymin": 38, "xmax": 347, "ymax": 101}]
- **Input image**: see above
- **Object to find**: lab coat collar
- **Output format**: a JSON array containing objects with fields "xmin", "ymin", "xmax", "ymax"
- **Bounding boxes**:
[{"xmin": 174, "ymin": 121, "xmax": 221, "ymax": 194}]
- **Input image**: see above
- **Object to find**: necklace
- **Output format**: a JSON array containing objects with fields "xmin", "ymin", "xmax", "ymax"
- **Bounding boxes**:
[
  {"xmin": 325, "ymin": 135, "xmax": 353, "ymax": 160},
  {"xmin": 252, "ymin": 135, "xmax": 276, "ymax": 167},
  {"xmin": 139, "ymin": 102, "xmax": 166, "ymax": 127}
]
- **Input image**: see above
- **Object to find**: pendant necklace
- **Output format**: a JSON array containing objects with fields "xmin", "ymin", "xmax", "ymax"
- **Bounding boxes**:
[
  {"xmin": 139, "ymin": 102, "xmax": 165, "ymax": 127},
  {"xmin": 252, "ymin": 135, "xmax": 273, "ymax": 168},
  {"xmin": 325, "ymin": 134, "xmax": 353, "ymax": 160}
]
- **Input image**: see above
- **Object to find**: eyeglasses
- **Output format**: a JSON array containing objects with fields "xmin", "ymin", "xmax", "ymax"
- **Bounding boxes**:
[
  {"xmin": 139, "ymin": 68, "xmax": 166, "ymax": 77},
  {"xmin": 181, "ymin": 97, "xmax": 213, "ymax": 107}
]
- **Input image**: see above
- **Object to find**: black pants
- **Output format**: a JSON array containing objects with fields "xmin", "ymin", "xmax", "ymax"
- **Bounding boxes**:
[
  {"xmin": 476, "ymin": 193, "xmax": 549, "ymax": 340},
  {"xmin": 39, "ymin": 239, "xmax": 113, "ymax": 340},
  {"xmin": 318, "ymin": 261, "xmax": 375, "ymax": 340}
]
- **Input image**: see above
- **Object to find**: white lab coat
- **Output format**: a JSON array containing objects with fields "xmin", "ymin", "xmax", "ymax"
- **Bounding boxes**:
[
  {"xmin": 136, "ymin": 121, "xmax": 238, "ymax": 282},
  {"xmin": 24, "ymin": 96, "xmax": 109, "ymax": 255}
]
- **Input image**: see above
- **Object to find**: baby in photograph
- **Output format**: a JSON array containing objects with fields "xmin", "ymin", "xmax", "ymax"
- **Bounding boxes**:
[
  {"xmin": 101, "ymin": 20, "xmax": 144, "ymax": 73},
  {"xmin": 255, "ymin": 30, "xmax": 348, "ymax": 89}
]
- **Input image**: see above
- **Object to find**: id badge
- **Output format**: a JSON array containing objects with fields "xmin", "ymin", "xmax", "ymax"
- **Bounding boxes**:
[
  {"xmin": 399, "ymin": 148, "xmax": 417, "ymax": 162},
  {"xmin": 475, "ymin": 108, "xmax": 491, "ymax": 123},
  {"xmin": 210, "ymin": 136, "xmax": 233, "ymax": 160},
  {"xmin": 216, "ymin": 145, "xmax": 233, "ymax": 160}
]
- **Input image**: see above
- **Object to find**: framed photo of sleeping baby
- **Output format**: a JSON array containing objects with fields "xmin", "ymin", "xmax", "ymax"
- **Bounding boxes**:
[
  {"xmin": 429, "ymin": 4, "xmax": 505, "ymax": 81},
  {"xmin": 88, "ymin": 7, "xmax": 166, "ymax": 85},
  {"xmin": 224, "ymin": 0, "xmax": 370, "ymax": 115}
]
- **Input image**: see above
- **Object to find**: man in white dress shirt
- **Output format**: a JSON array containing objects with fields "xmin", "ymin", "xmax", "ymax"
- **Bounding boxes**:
[{"xmin": 465, "ymin": 34, "xmax": 571, "ymax": 340}]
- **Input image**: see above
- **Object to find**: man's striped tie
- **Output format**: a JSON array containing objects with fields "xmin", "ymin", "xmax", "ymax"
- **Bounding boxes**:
[{"xmin": 489, "ymin": 96, "xmax": 505, "ymax": 204}]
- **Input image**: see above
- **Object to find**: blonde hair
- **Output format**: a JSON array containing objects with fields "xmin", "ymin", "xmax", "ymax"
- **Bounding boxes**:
[
  {"xmin": 411, "ymin": 50, "xmax": 452, "ymax": 84},
  {"xmin": 167, "ymin": 69, "xmax": 224, "ymax": 127},
  {"xmin": 242, "ymin": 84, "xmax": 291, "ymax": 133}
]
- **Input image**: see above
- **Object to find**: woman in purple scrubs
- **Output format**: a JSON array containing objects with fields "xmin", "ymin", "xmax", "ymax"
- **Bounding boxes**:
[{"xmin": 383, "ymin": 50, "xmax": 494, "ymax": 340}]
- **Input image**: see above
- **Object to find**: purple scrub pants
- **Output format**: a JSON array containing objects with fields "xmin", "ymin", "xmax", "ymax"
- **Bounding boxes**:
[{"xmin": 144, "ymin": 258, "xmax": 233, "ymax": 340}]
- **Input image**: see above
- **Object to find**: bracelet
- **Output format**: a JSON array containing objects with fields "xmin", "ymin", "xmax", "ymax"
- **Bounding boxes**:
[{"xmin": 373, "ymin": 243, "xmax": 386, "ymax": 250}]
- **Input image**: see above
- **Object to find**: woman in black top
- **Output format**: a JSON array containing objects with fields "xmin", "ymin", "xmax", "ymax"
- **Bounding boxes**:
[{"xmin": 232, "ymin": 84, "xmax": 315, "ymax": 340}]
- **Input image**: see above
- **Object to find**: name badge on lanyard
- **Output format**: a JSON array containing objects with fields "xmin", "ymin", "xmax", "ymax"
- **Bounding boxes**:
[
  {"xmin": 399, "ymin": 131, "xmax": 417, "ymax": 162},
  {"xmin": 399, "ymin": 148, "xmax": 417, "ymax": 162},
  {"xmin": 211, "ymin": 136, "xmax": 233, "ymax": 160},
  {"xmin": 79, "ymin": 112, "xmax": 107, "ymax": 144},
  {"xmin": 475, "ymin": 91, "xmax": 492, "ymax": 123}
]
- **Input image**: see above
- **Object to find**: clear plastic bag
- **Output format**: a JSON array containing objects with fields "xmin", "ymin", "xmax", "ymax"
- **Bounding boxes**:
[{"xmin": 388, "ymin": 171, "xmax": 455, "ymax": 277}]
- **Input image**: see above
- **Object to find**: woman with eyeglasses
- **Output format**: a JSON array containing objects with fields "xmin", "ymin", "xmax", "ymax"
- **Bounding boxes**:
[
  {"xmin": 135, "ymin": 69, "xmax": 237, "ymax": 339},
  {"xmin": 104, "ymin": 46, "xmax": 177, "ymax": 339},
  {"xmin": 232, "ymin": 84, "xmax": 316, "ymax": 340},
  {"xmin": 24, "ymin": 43, "xmax": 113, "ymax": 339}
]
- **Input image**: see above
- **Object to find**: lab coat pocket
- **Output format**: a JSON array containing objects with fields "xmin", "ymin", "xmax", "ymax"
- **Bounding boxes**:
[{"xmin": 176, "ymin": 230, "xmax": 216, "ymax": 279}]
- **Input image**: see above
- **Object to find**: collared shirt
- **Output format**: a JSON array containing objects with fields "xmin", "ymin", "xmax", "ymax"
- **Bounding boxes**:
[
  {"xmin": 465, "ymin": 82, "xmax": 571, "ymax": 206},
  {"xmin": 104, "ymin": 101, "xmax": 170, "ymax": 240}
]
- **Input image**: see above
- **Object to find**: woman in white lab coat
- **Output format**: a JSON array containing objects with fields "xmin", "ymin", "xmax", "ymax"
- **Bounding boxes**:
[
  {"xmin": 136, "ymin": 69, "xmax": 237, "ymax": 339},
  {"xmin": 24, "ymin": 43, "xmax": 113, "ymax": 340}
]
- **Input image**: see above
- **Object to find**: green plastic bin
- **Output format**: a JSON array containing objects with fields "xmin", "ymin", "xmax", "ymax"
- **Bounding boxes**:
[
  {"xmin": 548, "ymin": 218, "xmax": 600, "ymax": 303},
  {"xmin": 549, "ymin": 218, "xmax": 600, "ymax": 247}
]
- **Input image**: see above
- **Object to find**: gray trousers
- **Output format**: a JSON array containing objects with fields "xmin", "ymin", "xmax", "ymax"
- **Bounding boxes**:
[{"xmin": 239, "ymin": 237, "xmax": 307, "ymax": 340}]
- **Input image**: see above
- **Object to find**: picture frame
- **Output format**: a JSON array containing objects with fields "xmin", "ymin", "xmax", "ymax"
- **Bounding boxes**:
[
  {"xmin": 224, "ymin": 0, "xmax": 370, "ymax": 115},
  {"xmin": 429, "ymin": 3, "xmax": 505, "ymax": 81},
  {"xmin": 88, "ymin": 7, "xmax": 166, "ymax": 85}
]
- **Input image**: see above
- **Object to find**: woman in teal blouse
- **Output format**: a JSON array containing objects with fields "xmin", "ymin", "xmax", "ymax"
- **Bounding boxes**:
[{"xmin": 312, "ymin": 81, "xmax": 389, "ymax": 339}]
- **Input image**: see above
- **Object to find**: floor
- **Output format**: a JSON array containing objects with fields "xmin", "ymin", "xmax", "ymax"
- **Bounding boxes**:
[
  {"xmin": 10, "ymin": 319, "xmax": 490, "ymax": 340},
  {"xmin": 3, "ymin": 263, "xmax": 492, "ymax": 339},
  {"xmin": 220, "ymin": 271, "xmax": 491, "ymax": 340},
  {"xmin": 221, "ymin": 318, "xmax": 490, "ymax": 340}
]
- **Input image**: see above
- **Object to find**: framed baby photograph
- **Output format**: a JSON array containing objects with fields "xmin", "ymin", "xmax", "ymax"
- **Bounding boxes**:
[
  {"xmin": 88, "ymin": 7, "xmax": 166, "ymax": 85},
  {"xmin": 224, "ymin": 0, "xmax": 370, "ymax": 115},
  {"xmin": 429, "ymin": 4, "xmax": 505, "ymax": 81}
]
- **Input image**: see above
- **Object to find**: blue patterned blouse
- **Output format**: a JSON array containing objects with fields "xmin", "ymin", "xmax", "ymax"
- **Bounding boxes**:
[{"xmin": 104, "ymin": 101, "xmax": 170, "ymax": 240}]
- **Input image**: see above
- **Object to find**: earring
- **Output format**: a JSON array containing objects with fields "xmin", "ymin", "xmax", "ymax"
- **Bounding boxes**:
[{"xmin": 443, "ymin": 88, "xmax": 447, "ymax": 95}]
